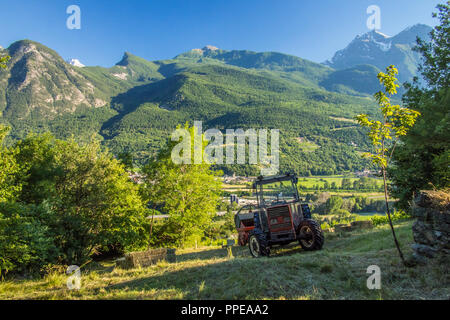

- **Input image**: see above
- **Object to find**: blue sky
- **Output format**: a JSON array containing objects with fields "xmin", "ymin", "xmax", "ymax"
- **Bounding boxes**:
[{"xmin": 0, "ymin": 0, "xmax": 443, "ymax": 67}]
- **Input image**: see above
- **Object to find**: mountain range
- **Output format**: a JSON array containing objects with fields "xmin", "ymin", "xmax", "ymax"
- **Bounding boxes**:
[
  {"xmin": 325, "ymin": 24, "xmax": 432, "ymax": 83},
  {"xmin": 0, "ymin": 25, "xmax": 431, "ymax": 175}
]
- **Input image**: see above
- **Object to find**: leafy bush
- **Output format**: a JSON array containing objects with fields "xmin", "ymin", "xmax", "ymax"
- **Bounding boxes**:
[
  {"xmin": 1, "ymin": 133, "xmax": 149, "ymax": 275},
  {"xmin": 141, "ymin": 124, "xmax": 222, "ymax": 248},
  {"xmin": 0, "ymin": 126, "xmax": 23, "ymax": 203},
  {"xmin": 46, "ymin": 139, "xmax": 148, "ymax": 264},
  {"xmin": 371, "ymin": 210, "xmax": 411, "ymax": 226},
  {"xmin": 0, "ymin": 203, "xmax": 59, "ymax": 277},
  {"xmin": 321, "ymin": 222, "xmax": 331, "ymax": 230},
  {"xmin": 332, "ymin": 209, "xmax": 351, "ymax": 217}
]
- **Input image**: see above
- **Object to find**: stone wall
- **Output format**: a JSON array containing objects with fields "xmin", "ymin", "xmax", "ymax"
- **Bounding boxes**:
[
  {"xmin": 411, "ymin": 190, "xmax": 450, "ymax": 263},
  {"xmin": 116, "ymin": 248, "xmax": 176, "ymax": 269}
]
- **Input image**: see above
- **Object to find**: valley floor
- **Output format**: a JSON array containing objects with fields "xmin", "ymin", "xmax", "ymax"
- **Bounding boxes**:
[{"xmin": 1, "ymin": 221, "xmax": 448, "ymax": 300}]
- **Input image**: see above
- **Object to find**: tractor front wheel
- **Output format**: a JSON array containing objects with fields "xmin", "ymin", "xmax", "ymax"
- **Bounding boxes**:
[
  {"xmin": 248, "ymin": 233, "xmax": 270, "ymax": 257},
  {"xmin": 298, "ymin": 219, "xmax": 324, "ymax": 251}
]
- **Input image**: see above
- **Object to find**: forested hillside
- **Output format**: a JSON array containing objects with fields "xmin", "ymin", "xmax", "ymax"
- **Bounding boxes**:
[{"xmin": 0, "ymin": 24, "xmax": 431, "ymax": 174}]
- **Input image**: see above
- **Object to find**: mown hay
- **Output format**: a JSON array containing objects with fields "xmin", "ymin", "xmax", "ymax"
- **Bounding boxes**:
[{"xmin": 116, "ymin": 248, "xmax": 176, "ymax": 269}]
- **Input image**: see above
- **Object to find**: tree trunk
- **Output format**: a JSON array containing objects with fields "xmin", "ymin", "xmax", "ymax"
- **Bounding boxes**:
[
  {"xmin": 382, "ymin": 167, "xmax": 406, "ymax": 266},
  {"xmin": 148, "ymin": 210, "xmax": 155, "ymax": 250}
]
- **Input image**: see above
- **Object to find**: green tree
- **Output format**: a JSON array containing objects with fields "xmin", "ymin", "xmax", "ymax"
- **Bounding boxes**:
[
  {"xmin": 117, "ymin": 151, "xmax": 134, "ymax": 170},
  {"xmin": 0, "ymin": 54, "xmax": 9, "ymax": 69},
  {"xmin": 11, "ymin": 134, "xmax": 148, "ymax": 264},
  {"xmin": 341, "ymin": 177, "xmax": 352, "ymax": 190},
  {"xmin": 142, "ymin": 123, "xmax": 222, "ymax": 247},
  {"xmin": 0, "ymin": 129, "xmax": 61, "ymax": 276},
  {"xmin": 223, "ymin": 207, "xmax": 237, "ymax": 234},
  {"xmin": 50, "ymin": 138, "xmax": 148, "ymax": 263},
  {"xmin": 334, "ymin": 208, "xmax": 351, "ymax": 218},
  {"xmin": 0, "ymin": 202, "xmax": 59, "ymax": 276},
  {"xmin": 356, "ymin": 66, "xmax": 420, "ymax": 265},
  {"xmin": 415, "ymin": 2, "xmax": 449, "ymax": 90},
  {"xmin": 326, "ymin": 196, "xmax": 343, "ymax": 214},
  {"xmin": 13, "ymin": 133, "xmax": 59, "ymax": 204},
  {"xmin": 342, "ymin": 197, "xmax": 356, "ymax": 212},
  {"xmin": 0, "ymin": 126, "xmax": 23, "ymax": 203},
  {"xmin": 389, "ymin": 2, "xmax": 450, "ymax": 209}
]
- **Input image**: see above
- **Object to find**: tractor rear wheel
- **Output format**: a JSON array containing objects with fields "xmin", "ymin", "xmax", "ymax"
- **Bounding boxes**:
[
  {"xmin": 298, "ymin": 219, "xmax": 324, "ymax": 251},
  {"xmin": 248, "ymin": 233, "xmax": 270, "ymax": 257}
]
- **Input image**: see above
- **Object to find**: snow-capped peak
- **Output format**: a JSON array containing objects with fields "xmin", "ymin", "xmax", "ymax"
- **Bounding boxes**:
[
  {"xmin": 356, "ymin": 30, "xmax": 391, "ymax": 41},
  {"xmin": 372, "ymin": 30, "xmax": 391, "ymax": 39},
  {"xmin": 352, "ymin": 30, "xmax": 392, "ymax": 52},
  {"xmin": 67, "ymin": 58, "xmax": 85, "ymax": 67}
]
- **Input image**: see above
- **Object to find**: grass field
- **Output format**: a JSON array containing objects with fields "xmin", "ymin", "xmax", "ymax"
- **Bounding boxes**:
[
  {"xmin": 297, "ymin": 175, "xmax": 384, "ymax": 190},
  {"xmin": 1, "ymin": 220, "xmax": 448, "ymax": 300},
  {"xmin": 222, "ymin": 175, "xmax": 386, "ymax": 200},
  {"xmin": 294, "ymin": 138, "xmax": 320, "ymax": 152},
  {"xmin": 223, "ymin": 175, "xmax": 385, "ymax": 192},
  {"xmin": 320, "ymin": 192, "xmax": 384, "ymax": 198}
]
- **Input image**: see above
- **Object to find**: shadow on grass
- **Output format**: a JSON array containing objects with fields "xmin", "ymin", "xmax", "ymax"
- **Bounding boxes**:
[
  {"xmin": 101, "ymin": 227, "xmax": 411, "ymax": 299},
  {"xmin": 103, "ymin": 244, "xmax": 318, "ymax": 299},
  {"xmin": 175, "ymin": 242, "xmax": 308, "ymax": 263},
  {"xmin": 105, "ymin": 249, "xmax": 318, "ymax": 299},
  {"xmin": 105, "ymin": 260, "xmax": 241, "ymax": 299},
  {"xmin": 175, "ymin": 247, "xmax": 239, "ymax": 262}
]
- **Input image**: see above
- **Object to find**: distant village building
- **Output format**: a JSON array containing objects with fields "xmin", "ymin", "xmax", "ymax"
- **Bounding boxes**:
[
  {"xmin": 355, "ymin": 169, "xmax": 375, "ymax": 177},
  {"xmin": 128, "ymin": 172, "xmax": 144, "ymax": 184},
  {"xmin": 223, "ymin": 175, "xmax": 254, "ymax": 184}
]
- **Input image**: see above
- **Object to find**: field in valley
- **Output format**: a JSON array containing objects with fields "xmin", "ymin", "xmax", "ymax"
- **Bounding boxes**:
[{"xmin": 223, "ymin": 174, "xmax": 384, "ymax": 193}]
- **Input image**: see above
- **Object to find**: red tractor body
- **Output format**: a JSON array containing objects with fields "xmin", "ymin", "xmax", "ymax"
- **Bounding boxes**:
[{"xmin": 234, "ymin": 174, "xmax": 324, "ymax": 257}]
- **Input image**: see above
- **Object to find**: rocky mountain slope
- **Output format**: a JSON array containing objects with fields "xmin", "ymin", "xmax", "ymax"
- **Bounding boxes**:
[
  {"xmin": 0, "ymin": 40, "xmax": 109, "ymax": 119},
  {"xmin": 325, "ymin": 24, "xmax": 432, "ymax": 83}
]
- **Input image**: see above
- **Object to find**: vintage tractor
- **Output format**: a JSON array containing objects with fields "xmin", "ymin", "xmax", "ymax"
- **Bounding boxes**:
[{"xmin": 235, "ymin": 174, "xmax": 324, "ymax": 257}]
